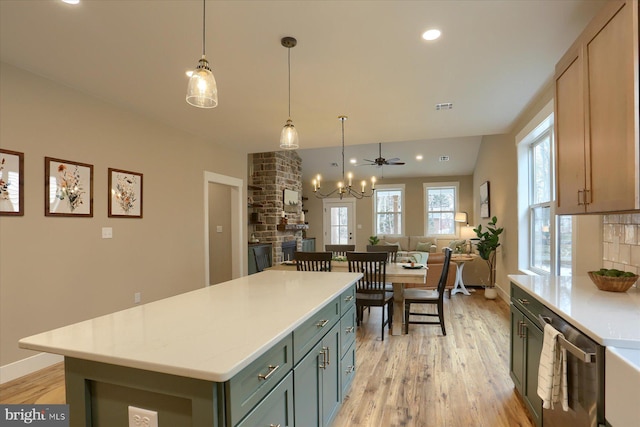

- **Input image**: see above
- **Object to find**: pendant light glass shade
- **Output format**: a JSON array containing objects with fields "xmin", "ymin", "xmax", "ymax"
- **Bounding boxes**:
[
  {"xmin": 186, "ymin": 57, "xmax": 218, "ymax": 108},
  {"xmin": 280, "ymin": 119, "xmax": 299, "ymax": 149}
]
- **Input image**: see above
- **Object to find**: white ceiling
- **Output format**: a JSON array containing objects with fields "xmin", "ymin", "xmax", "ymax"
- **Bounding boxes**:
[{"xmin": 0, "ymin": 0, "xmax": 605, "ymax": 181}]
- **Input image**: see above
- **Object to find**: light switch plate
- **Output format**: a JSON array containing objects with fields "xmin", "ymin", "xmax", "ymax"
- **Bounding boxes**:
[
  {"xmin": 216, "ymin": 225, "xmax": 223, "ymax": 233},
  {"xmin": 102, "ymin": 227, "xmax": 113, "ymax": 239}
]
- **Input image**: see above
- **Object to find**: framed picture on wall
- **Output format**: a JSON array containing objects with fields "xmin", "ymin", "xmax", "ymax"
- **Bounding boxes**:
[
  {"xmin": 480, "ymin": 181, "xmax": 490, "ymax": 218},
  {"xmin": 45, "ymin": 157, "xmax": 93, "ymax": 217},
  {"xmin": 283, "ymin": 188, "xmax": 299, "ymax": 212},
  {"xmin": 0, "ymin": 148, "xmax": 24, "ymax": 216},
  {"xmin": 108, "ymin": 168, "xmax": 143, "ymax": 218}
]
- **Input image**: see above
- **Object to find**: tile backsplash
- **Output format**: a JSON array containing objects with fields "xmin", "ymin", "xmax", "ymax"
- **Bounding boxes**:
[{"xmin": 602, "ymin": 214, "xmax": 640, "ymax": 274}]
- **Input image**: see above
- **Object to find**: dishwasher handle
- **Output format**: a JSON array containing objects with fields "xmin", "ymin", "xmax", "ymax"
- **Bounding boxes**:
[{"xmin": 538, "ymin": 315, "xmax": 596, "ymax": 364}]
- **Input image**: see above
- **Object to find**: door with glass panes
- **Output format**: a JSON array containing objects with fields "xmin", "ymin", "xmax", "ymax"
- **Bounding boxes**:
[{"xmin": 322, "ymin": 199, "xmax": 356, "ymax": 249}]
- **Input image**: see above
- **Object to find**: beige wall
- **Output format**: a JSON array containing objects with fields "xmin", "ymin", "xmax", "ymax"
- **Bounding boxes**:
[
  {"xmin": 0, "ymin": 63, "xmax": 247, "ymax": 366},
  {"xmin": 209, "ymin": 183, "xmax": 232, "ymax": 285},
  {"xmin": 303, "ymin": 175, "xmax": 473, "ymax": 251}
]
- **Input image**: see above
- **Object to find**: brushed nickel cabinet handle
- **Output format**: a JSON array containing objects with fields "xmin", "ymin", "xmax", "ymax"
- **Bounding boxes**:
[
  {"xmin": 517, "ymin": 298, "xmax": 529, "ymax": 305},
  {"xmin": 316, "ymin": 319, "xmax": 329, "ymax": 328},
  {"xmin": 269, "ymin": 424, "xmax": 281, "ymax": 427},
  {"xmin": 345, "ymin": 326, "xmax": 355, "ymax": 333},
  {"xmin": 325, "ymin": 346, "xmax": 330, "ymax": 366},
  {"xmin": 346, "ymin": 365, "xmax": 355, "ymax": 374},
  {"xmin": 258, "ymin": 364, "xmax": 280, "ymax": 381},
  {"xmin": 319, "ymin": 348, "xmax": 327, "ymax": 369},
  {"xmin": 344, "ymin": 295, "xmax": 354, "ymax": 302}
]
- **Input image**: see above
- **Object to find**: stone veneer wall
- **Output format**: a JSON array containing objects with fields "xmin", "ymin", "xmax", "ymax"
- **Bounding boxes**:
[
  {"xmin": 602, "ymin": 214, "xmax": 640, "ymax": 285},
  {"xmin": 250, "ymin": 151, "xmax": 303, "ymax": 263}
]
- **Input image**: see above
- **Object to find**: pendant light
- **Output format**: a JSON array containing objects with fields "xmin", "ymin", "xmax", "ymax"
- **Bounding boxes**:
[
  {"xmin": 186, "ymin": 0, "xmax": 218, "ymax": 108},
  {"xmin": 280, "ymin": 36, "xmax": 299, "ymax": 149}
]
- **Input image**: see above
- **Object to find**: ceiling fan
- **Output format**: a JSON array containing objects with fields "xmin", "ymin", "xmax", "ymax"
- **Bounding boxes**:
[{"xmin": 362, "ymin": 143, "xmax": 406, "ymax": 167}]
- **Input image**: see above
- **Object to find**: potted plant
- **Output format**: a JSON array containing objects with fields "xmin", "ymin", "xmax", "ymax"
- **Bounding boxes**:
[
  {"xmin": 473, "ymin": 216, "xmax": 503, "ymax": 299},
  {"xmin": 368, "ymin": 235, "xmax": 380, "ymax": 246}
]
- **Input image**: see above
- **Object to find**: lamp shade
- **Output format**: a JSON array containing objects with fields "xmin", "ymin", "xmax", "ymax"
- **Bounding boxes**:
[
  {"xmin": 186, "ymin": 58, "xmax": 218, "ymax": 108},
  {"xmin": 455, "ymin": 212, "xmax": 468, "ymax": 224},
  {"xmin": 280, "ymin": 119, "xmax": 299, "ymax": 149}
]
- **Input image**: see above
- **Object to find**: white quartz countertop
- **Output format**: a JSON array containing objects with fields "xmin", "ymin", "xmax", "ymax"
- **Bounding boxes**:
[
  {"xmin": 508, "ymin": 275, "xmax": 640, "ymax": 349},
  {"xmin": 19, "ymin": 271, "xmax": 361, "ymax": 382}
]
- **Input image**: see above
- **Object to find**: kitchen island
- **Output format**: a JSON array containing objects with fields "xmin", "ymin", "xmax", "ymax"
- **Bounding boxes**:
[{"xmin": 19, "ymin": 270, "xmax": 361, "ymax": 427}]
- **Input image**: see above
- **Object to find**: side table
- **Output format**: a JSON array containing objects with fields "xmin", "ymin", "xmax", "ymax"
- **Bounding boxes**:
[{"xmin": 451, "ymin": 254, "xmax": 476, "ymax": 296}]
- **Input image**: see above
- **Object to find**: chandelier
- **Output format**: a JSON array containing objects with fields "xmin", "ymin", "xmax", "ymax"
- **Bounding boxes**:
[{"xmin": 312, "ymin": 116, "xmax": 376, "ymax": 199}]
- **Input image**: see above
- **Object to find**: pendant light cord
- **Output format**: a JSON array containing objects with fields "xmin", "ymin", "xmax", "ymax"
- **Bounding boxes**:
[
  {"xmin": 341, "ymin": 117, "xmax": 345, "ymax": 182},
  {"xmin": 287, "ymin": 47, "xmax": 291, "ymax": 118},
  {"xmin": 202, "ymin": 0, "xmax": 206, "ymax": 56}
]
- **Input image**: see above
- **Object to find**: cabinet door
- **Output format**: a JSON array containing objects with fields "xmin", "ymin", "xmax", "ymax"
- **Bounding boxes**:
[
  {"xmin": 509, "ymin": 306, "xmax": 525, "ymax": 393},
  {"xmin": 555, "ymin": 47, "xmax": 586, "ymax": 215},
  {"xmin": 236, "ymin": 373, "xmax": 294, "ymax": 427},
  {"xmin": 524, "ymin": 319, "xmax": 543, "ymax": 427},
  {"xmin": 321, "ymin": 322, "xmax": 341, "ymax": 427},
  {"xmin": 293, "ymin": 322, "xmax": 341, "ymax": 427},
  {"xmin": 585, "ymin": 0, "xmax": 638, "ymax": 212}
]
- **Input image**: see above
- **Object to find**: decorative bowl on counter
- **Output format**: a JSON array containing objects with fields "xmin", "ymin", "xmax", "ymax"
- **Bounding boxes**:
[{"xmin": 588, "ymin": 271, "xmax": 638, "ymax": 292}]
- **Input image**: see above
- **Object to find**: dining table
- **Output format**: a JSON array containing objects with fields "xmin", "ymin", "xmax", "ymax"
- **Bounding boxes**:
[{"xmin": 268, "ymin": 260, "xmax": 427, "ymax": 335}]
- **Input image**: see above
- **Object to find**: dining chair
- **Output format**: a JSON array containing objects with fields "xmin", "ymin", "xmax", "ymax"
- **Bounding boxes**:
[
  {"xmin": 403, "ymin": 248, "xmax": 452, "ymax": 335},
  {"xmin": 325, "ymin": 244, "xmax": 355, "ymax": 257},
  {"xmin": 252, "ymin": 245, "xmax": 272, "ymax": 273},
  {"xmin": 294, "ymin": 251, "xmax": 332, "ymax": 271},
  {"xmin": 366, "ymin": 245, "xmax": 398, "ymax": 263},
  {"xmin": 347, "ymin": 251, "xmax": 393, "ymax": 341}
]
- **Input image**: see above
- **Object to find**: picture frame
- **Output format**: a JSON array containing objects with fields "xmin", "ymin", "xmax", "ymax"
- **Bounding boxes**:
[
  {"xmin": 283, "ymin": 188, "xmax": 299, "ymax": 212},
  {"xmin": 45, "ymin": 157, "xmax": 93, "ymax": 217},
  {"xmin": 108, "ymin": 168, "xmax": 143, "ymax": 218},
  {"xmin": 480, "ymin": 181, "xmax": 490, "ymax": 218},
  {"xmin": 0, "ymin": 149, "xmax": 24, "ymax": 216}
]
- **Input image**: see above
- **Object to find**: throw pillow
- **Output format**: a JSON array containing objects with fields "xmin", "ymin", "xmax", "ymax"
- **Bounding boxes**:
[
  {"xmin": 415, "ymin": 241, "xmax": 433, "ymax": 252},
  {"xmin": 448, "ymin": 239, "xmax": 467, "ymax": 253}
]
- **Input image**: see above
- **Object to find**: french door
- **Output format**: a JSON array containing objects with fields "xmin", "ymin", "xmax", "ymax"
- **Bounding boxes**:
[{"xmin": 322, "ymin": 198, "xmax": 356, "ymax": 248}]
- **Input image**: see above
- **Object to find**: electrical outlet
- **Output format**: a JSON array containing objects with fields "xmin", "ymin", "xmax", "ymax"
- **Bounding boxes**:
[
  {"xmin": 128, "ymin": 406, "xmax": 158, "ymax": 427},
  {"xmin": 216, "ymin": 225, "xmax": 223, "ymax": 233},
  {"xmin": 102, "ymin": 227, "xmax": 113, "ymax": 239},
  {"xmin": 134, "ymin": 292, "xmax": 141, "ymax": 304}
]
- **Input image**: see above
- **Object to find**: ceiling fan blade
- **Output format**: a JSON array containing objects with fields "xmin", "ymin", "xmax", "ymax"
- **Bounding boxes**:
[
  {"xmin": 387, "ymin": 162, "xmax": 406, "ymax": 165},
  {"xmin": 363, "ymin": 159, "xmax": 375, "ymax": 163},
  {"xmin": 386, "ymin": 158, "xmax": 400, "ymax": 162}
]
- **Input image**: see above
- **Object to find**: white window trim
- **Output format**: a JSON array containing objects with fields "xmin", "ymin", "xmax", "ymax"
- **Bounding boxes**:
[
  {"xmin": 372, "ymin": 184, "xmax": 405, "ymax": 236},
  {"xmin": 423, "ymin": 181, "xmax": 459, "ymax": 238},
  {"xmin": 516, "ymin": 99, "xmax": 567, "ymax": 276}
]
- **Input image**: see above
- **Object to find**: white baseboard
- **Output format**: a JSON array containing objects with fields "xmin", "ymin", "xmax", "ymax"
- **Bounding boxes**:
[{"xmin": 0, "ymin": 353, "xmax": 63, "ymax": 384}]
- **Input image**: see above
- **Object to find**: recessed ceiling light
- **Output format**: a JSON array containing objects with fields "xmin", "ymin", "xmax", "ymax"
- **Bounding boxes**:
[
  {"xmin": 422, "ymin": 29, "xmax": 441, "ymax": 41},
  {"xmin": 349, "ymin": 158, "xmax": 357, "ymax": 164},
  {"xmin": 416, "ymin": 155, "xmax": 423, "ymax": 161},
  {"xmin": 439, "ymin": 155, "xmax": 450, "ymax": 162},
  {"xmin": 62, "ymin": 0, "xmax": 80, "ymax": 4},
  {"xmin": 435, "ymin": 102, "xmax": 453, "ymax": 110}
]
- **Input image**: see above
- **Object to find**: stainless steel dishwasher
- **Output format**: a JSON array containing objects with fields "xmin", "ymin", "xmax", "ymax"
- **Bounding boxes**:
[{"xmin": 539, "ymin": 307, "xmax": 605, "ymax": 427}]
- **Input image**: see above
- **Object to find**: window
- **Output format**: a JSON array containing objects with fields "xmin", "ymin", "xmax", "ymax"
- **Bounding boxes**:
[
  {"xmin": 424, "ymin": 183, "xmax": 458, "ymax": 236},
  {"xmin": 517, "ymin": 101, "xmax": 572, "ymax": 275},
  {"xmin": 373, "ymin": 185, "xmax": 404, "ymax": 235}
]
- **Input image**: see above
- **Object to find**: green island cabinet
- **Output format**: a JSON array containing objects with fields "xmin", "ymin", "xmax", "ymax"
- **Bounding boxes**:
[
  {"xmin": 62, "ymin": 285, "xmax": 357, "ymax": 427},
  {"xmin": 509, "ymin": 283, "xmax": 543, "ymax": 427}
]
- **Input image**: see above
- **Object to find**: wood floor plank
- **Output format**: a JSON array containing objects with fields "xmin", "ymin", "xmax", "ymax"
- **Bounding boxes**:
[{"xmin": 0, "ymin": 292, "xmax": 534, "ymax": 427}]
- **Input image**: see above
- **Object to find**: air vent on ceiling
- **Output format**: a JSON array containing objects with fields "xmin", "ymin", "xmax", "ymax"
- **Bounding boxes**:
[
  {"xmin": 435, "ymin": 102, "xmax": 453, "ymax": 110},
  {"xmin": 439, "ymin": 156, "xmax": 450, "ymax": 162},
  {"xmin": 330, "ymin": 162, "xmax": 339, "ymax": 167}
]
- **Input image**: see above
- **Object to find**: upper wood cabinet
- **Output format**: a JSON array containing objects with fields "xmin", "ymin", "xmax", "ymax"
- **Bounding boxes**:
[{"xmin": 555, "ymin": 0, "xmax": 639, "ymax": 214}]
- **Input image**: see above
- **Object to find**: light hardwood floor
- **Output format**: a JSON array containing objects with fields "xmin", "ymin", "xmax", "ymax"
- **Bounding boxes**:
[{"xmin": 0, "ymin": 291, "xmax": 534, "ymax": 427}]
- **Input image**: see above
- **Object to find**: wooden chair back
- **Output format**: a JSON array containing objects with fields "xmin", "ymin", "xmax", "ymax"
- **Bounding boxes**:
[
  {"xmin": 347, "ymin": 251, "xmax": 388, "ymax": 294},
  {"xmin": 325, "ymin": 244, "xmax": 355, "ymax": 257},
  {"xmin": 366, "ymin": 245, "xmax": 398, "ymax": 263},
  {"xmin": 294, "ymin": 251, "xmax": 332, "ymax": 272},
  {"xmin": 252, "ymin": 245, "xmax": 272, "ymax": 272}
]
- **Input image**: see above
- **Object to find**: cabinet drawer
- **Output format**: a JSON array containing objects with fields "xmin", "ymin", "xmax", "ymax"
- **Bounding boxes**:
[
  {"xmin": 293, "ymin": 297, "xmax": 340, "ymax": 364},
  {"xmin": 340, "ymin": 305, "xmax": 356, "ymax": 358},
  {"xmin": 226, "ymin": 334, "xmax": 293, "ymax": 427},
  {"xmin": 340, "ymin": 286, "xmax": 355, "ymax": 316},
  {"xmin": 340, "ymin": 340, "xmax": 356, "ymax": 400},
  {"xmin": 236, "ymin": 372, "xmax": 294, "ymax": 427},
  {"xmin": 510, "ymin": 283, "xmax": 543, "ymax": 323}
]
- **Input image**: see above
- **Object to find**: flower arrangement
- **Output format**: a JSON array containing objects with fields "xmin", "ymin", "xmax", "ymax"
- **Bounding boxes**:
[
  {"xmin": 0, "ymin": 157, "xmax": 10, "ymax": 201},
  {"xmin": 56, "ymin": 163, "xmax": 85, "ymax": 212},
  {"xmin": 113, "ymin": 174, "xmax": 137, "ymax": 213}
]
